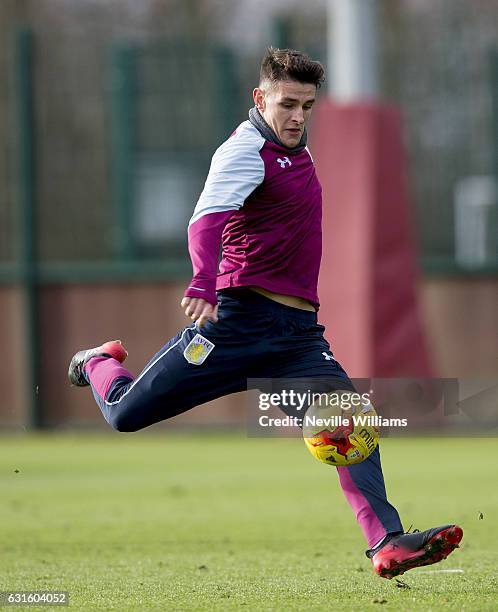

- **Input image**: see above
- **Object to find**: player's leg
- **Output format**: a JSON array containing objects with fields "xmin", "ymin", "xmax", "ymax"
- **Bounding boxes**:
[
  {"xmin": 68, "ymin": 322, "xmax": 251, "ymax": 432},
  {"xmin": 68, "ymin": 290, "xmax": 281, "ymax": 432},
  {"xmin": 253, "ymin": 299, "xmax": 404, "ymax": 548},
  {"xmin": 251, "ymin": 293, "xmax": 462, "ymax": 577}
]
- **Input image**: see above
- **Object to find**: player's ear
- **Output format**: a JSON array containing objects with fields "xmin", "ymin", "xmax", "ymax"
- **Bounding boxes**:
[{"xmin": 253, "ymin": 87, "xmax": 265, "ymax": 112}]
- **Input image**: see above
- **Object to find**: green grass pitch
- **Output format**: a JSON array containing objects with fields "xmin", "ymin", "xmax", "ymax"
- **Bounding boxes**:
[{"xmin": 1, "ymin": 433, "xmax": 497, "ymax": 611}]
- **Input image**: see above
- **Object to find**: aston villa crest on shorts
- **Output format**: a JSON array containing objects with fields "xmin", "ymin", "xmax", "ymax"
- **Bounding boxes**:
[{"xmin": 183, "ymin": 333, "xmax": 215, "ymax": 365}]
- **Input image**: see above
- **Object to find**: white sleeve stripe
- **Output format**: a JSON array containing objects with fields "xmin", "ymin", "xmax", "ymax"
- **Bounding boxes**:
[
  {"xmin": 189, "ymin": 204, "xmax": 240, "ymax": 227},
  {"xmin": 189, "ymin": 122, "xmax": 265, "ymax": 226}
]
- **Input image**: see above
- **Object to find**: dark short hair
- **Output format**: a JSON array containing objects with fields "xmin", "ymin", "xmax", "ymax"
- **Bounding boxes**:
[{"xmin": 260, "ymin": 47, "xmax": 325, "ymax": 89}]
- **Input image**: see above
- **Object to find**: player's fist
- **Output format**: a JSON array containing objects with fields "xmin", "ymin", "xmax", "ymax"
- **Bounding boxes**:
[{"xmin": 181, "ymin": 297, "xmax": 218, "ymax": 327}]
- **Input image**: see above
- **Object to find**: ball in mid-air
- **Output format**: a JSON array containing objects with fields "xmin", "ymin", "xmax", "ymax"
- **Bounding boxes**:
[{"xmin": 303, "ymin": 394, "xmax": 380, "ymax": 466}]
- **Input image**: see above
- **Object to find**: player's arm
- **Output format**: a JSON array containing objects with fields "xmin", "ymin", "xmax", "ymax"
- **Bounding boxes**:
[
  {"xmin": 182, "ymin": 129, "xmax": 265, "ymax": 325},
  {"xmin": 181, "ymin": 210, "xmax": 234, "ymax": 327}
]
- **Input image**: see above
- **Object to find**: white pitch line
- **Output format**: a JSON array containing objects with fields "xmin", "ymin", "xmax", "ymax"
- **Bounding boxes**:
[{"xmin": 417, "ymin": 569, "xmax": 464, "ymax": 574}]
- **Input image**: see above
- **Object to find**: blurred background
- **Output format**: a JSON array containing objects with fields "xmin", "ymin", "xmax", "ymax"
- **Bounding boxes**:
[{"xmin": 1, "ymin": 0, "xmax": 497, "ymax": 429}]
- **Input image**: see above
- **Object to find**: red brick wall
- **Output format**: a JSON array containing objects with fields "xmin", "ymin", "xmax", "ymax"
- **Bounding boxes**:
[{"xmin": 0, "ymin": 279, "xmax": 496, "ymax": 428}]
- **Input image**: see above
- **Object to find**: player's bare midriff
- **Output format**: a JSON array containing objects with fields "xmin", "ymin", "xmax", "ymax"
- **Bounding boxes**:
[{"xmin": 249, "ymin": 287, "xmax": 316, "ymax": 312}]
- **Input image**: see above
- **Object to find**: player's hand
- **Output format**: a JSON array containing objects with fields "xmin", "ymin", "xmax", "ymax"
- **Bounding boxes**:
[{"xmin": 181, "ymin": 297, "xmax": 218, "ymax": 327}]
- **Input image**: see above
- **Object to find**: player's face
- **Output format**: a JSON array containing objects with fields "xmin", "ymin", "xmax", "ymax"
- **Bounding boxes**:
[{"xmin": 253, "ymin": 79, "xmax": 317, "ymax": 148}]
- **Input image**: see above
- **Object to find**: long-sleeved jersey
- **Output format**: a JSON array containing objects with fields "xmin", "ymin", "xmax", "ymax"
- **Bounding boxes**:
[{"xmin": 183, "ymin": 119, "xmax": 323, "ymax": 308}]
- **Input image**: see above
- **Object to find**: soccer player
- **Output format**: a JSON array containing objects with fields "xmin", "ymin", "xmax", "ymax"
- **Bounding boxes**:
[{"xmin": 69, "ymin": 48, "xmax": 463, "ymax": 579}]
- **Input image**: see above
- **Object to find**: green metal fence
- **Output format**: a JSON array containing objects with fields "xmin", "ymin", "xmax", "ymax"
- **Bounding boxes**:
[
  {"xmin": 2, "ymin": 30, "xmax": 241, "ymax": 286},
  {"xmin": 2, "ymin": 29, "xmax": 242, "ymax": 427},
  {"xmin": 3, "ymin": 22, "xmax": 498, "ymax": 426}
]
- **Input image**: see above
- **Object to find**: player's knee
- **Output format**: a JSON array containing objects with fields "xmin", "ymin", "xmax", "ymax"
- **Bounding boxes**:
[{"xmin": 107, "ymin": 410, "xmax": 139, "ymax": 433}]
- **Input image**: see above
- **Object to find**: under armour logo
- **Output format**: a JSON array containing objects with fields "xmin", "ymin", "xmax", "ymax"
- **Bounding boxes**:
[
  {"xmin": 322, "ymin": 352, "xmax": 335, "ymax": 361},
  {"xmin": 277, "ymin": 156, "xmax": 292, "ymax": 168}
]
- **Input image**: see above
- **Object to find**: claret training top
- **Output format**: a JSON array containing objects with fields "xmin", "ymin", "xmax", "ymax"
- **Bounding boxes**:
[{"xmin": 183, "ymin": 119, "xmax": 323, "ymax": 309}]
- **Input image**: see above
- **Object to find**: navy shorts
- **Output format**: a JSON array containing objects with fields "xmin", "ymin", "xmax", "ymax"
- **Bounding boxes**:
[{"xmin": 91, "ymin": 289, "xmax": 354, "ymax": 432}]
